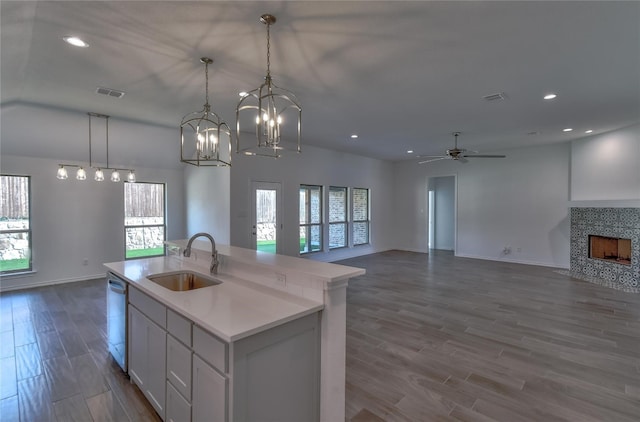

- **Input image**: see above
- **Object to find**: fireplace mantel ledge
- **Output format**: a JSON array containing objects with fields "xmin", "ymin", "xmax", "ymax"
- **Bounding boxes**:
[{"xmin": 568, "ymin": 199, "xmax": 640, "ymax": 208}]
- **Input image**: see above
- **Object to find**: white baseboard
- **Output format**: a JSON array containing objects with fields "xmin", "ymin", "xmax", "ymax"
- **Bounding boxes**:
[
  {"xmin": 395, "ymin": 248, "xmax": 430, "ymax": 254},
  {"xmin": 0, "ymin": 274, "xmax": 105, "ymax": 292},
  {"xmin": 454, "ymin": 252, "xmax": 569, "ymax": 269}
]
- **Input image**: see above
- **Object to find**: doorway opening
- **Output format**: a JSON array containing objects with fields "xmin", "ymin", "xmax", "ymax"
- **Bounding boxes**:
[{"xmin": 426, "ymin": 175, "xmax": 456, "ymax": 253}]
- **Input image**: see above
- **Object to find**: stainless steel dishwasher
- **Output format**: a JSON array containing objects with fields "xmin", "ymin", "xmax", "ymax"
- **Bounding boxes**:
[{"xmin": 107, "ymin": 272, "xmax": 128, "ymax": 372}]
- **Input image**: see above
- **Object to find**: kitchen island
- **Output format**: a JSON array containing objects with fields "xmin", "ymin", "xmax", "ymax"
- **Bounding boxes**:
[{"xmin": 105, "ymin": 239, "xmax": 365, "ymax": 422}]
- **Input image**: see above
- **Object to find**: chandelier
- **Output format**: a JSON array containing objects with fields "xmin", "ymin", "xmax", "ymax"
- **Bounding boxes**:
[
  {"xmin": 56, "ymin": 113, "xmax": 136, "ymax": 182},
  {"xmin": 236, "ymin": 14, "xmax": 301, "ymax": 158},
  {"xmin": 180, "ymin": 57, "xmax": 232, "ymax": 166}
]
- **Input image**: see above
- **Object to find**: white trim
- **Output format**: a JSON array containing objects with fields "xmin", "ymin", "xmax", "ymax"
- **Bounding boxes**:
[
  {"xmin": 0, "ymin": 274, "xmax": 105, "ymax": 292},
  {"xmin": 0, "ymin": 269, "xmax": 38, "ymax": 278},
  {"xmin": 454, "ymin": 252, "xmax": 568, "ymax": 269},
  {"xmin": 398, "ymin": 247, "xmax": 430, "ymax": 254}
]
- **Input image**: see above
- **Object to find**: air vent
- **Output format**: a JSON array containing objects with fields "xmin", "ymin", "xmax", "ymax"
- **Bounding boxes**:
[
  {"xmin": 96, "ymin": 87, "xmax": 125, "ymax": 99},
  {"xmin": 483, "ymin": 92, "xmax": 507, "ymax": 102}
]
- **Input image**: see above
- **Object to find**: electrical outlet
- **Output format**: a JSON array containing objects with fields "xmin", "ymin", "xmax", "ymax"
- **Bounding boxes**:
[
  {"xmin": 516, "ymin": 247, "xmax": 522, "ymax": 253},
  {"xmin": 83, "ymin": 258, "xmax": 89, "ymax": 266},
  {"xmin": 503, "ymin": 246, "xmax": 511, "ymax": 255},
  {"xmin": 275, "ymin": 273, "xmax": 286, "ymax": 287}
]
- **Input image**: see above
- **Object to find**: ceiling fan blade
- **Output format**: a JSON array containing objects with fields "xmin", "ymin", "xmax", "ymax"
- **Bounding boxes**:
[
  {"xmin": 418, "ymin": 157, "xmax": 448, "ymax": 164},
  {"xmin": 463, "ymin": 154, "xmax": 506, "ymax": 158},
  {"xmin": 416, "ymin": 155, "xmax": 447, "ymax": 159},
  {"xmin": 458, "ymin": 157, "xmax": 469, "ymax": 163}
]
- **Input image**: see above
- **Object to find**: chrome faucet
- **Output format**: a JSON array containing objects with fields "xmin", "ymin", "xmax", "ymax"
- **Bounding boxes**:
[{"xmin": 183, "ymin": 232, "xmax": 219, "ymax": 274}]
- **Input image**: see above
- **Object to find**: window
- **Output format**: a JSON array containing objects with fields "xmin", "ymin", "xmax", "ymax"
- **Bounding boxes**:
[
  {"xmin": 299, "ymin": 185, "xmax": 322, "ymax": 254},
  {"xmin": 352, "ymin": 188, "xmax": 370, "ymax": 245},
  {"xmin": 124, "ymin": 182, "xmax": 166, "ymax": 259},
  {"xmin": 0, "ymin": 175, "xmax": 32, "ymax": 273},
  {"xmin": 329, "ymin": 186, "xmax": 348, "ymax": 249}
]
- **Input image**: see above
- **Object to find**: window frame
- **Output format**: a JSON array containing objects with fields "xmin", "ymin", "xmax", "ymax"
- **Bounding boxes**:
[
  {"xmin": 352, "ymin": 187, "xmax": 370, "ymax": 246},
  {"xmin": 328, "ymin": 186, "xmax": 349, "ymax": 250},
  {"xmin": 0, "ymin": 175, "xmax": 32, "ymax": 274},
  {"xmin": 124, "ymin": 181, "xmax": 166, "ymax": 260},
  {"xmin": 299, "ymin": 184, "xmax": 323, "ymax": 255}
]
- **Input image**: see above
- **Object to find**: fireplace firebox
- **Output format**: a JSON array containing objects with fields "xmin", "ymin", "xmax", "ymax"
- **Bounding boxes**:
[{"xmin": 589, "ymin": 235, "xmax": 632, "ymax": 265}]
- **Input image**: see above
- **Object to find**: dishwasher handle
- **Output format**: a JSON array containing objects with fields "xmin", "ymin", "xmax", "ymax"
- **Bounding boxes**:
[{"xmin": 108, "ymin": 279, "xmax": 126, "ymax": 295}]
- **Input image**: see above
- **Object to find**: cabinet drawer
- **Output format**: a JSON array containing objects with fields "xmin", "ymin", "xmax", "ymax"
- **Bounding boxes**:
[
  {"xmin": 166, "ymin": 381, "xmax": 191, "ymax": 422},
  {"xmin": 167, "ymin": 309, "xmax": 191, "ymax": 346},
  {"xmin": 129, "ymin": 287, "xmax": 166, "ymax": 329},
  {"xmin": 193, "ymin": 326, "xmax": 227, "ymax": 373},
  {"xmin": 167, "ymin": 334, "xmax": 192, "ymax": 400}
]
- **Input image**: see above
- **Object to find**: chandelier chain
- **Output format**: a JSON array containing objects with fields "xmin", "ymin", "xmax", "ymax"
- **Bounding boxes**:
[
  {"xmin": 204, "ymin": 60, "xmax": 209, "ymax": 106},
  {"xmin": 266, "ymin": 21, "xmax": 271, "ymax": 78},
  {"xmin": 88, "ymin": 113, "xmax": 92, "ymax": 167},
  {"xmin": 106, "ymin": 116, "xmax": 109, "ymax": 168}
]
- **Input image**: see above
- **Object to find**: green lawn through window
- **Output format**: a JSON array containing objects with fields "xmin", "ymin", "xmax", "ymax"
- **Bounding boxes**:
[
  {"xmin": 257, "ymin": 240, "xmax": 277, "ymax": 254},
  {"xmin": 0, "ymin": 258, "xmax": 30, "ymax": 273},
  {"xmin": 258, "ymin": 238, "xmax": 319, "ymax": 254},
  {"xmin": 126, "ymin": 247, "xmax": 165, "ymax": 259}
]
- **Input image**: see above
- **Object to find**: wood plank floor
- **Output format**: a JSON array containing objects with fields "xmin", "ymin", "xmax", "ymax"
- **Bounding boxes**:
[
  {"xmin": 0, "ymin": 278, "xmax": 161, "ymax": 422},
  {"xmin": 1, "ymin": 250, "xmax": 639, "ymax": 421},
  {"xmin": 338, "ymin": 250, "xmax": 640, "ymax": 422}
]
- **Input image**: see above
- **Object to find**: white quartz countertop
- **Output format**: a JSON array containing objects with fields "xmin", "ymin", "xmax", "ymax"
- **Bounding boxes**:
[
  {"xmin": 167, "ymin": 240, "xmax": 366, "ymax": 285},
  {"xmin": 104, "ymin": 256, "xmax": 324, "ymax": 342}
]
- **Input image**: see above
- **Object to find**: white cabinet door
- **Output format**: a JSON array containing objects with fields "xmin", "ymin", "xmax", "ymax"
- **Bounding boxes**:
[
  {"xmin": 128, "ymin": 306, "xmax": 147, "ymax": 388},
  {"xmin": 192, "ymin": 355, "xmax": 227, "ymax": 422},
  {"xmin": 167, "ymin": 334, "xmax": 192, "ymax": 400},
  {"xmin": 128, "ymin": 305, "xmax": 166, "ymax": 420},
  {"xmin": 166, "ymin": 380, "xmax": 191, "ymax": 422},
  {"xmin": 146, "ymin": 318, "xmax": 166, "ymax": 418}
]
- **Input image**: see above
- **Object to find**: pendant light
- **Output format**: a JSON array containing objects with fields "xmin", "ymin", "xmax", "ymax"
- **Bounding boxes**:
[
  {"xmin": 56, "ymin": 113, "xmax": 136, "ymax": 182},
  {"xmin": 180, "ymin": 57, "xmax": 232, "ymax": 166},
  {"xmin": 76, "ymin": 167, "xmax": 87, "ymax": 180},
  {"xmin": 236, "ymin": 14, "xmax": 302, "ymax": 158},
  {"xmin": 56, "ymin": 165, "xmax": 68, "ymax": 180}
]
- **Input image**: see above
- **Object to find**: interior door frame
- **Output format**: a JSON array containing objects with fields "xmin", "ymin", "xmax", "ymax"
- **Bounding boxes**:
[
  {"xmin": 250, "ymin": 181, "xmax": 283, "ymax": 254},
  {"xmin": 426, "ymin": 173, "xmax": 458, "ymax": 255}
]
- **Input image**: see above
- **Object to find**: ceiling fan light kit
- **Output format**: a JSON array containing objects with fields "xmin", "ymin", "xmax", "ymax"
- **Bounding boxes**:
[{"xmin": 418, "ymin": 132, "xmax": 506, "ymax": 165}]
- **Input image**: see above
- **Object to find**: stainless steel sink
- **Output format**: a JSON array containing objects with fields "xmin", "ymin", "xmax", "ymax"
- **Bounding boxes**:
[{"xmin": 147, "ymin": 270, "xmax": 221, "ymax": 291}]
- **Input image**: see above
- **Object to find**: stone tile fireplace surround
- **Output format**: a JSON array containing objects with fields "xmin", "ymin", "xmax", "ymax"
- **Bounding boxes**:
[{"xmin": 570, "ymin": 207, "xmax": 640, "ymax": 290}]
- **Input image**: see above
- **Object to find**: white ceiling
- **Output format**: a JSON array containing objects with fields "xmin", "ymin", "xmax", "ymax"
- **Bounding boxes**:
[{"xmin": 1, "ymin": 1, "xmax": 639, "ymax": 167}]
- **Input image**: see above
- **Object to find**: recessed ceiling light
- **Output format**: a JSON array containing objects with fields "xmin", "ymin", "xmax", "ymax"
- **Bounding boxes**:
[
  {"xmin": 63, "ymin": 36, "xmax": 89, "ymax": 48},
  {"xmin": 563, "ymin": 128, "xmax": 573, "ymax": 132},
  {"xmin": 544, "ymin": 93, "xmax": 557, "ymax": 100},
  {"xmin": 585, "ymin": 129, "xmax": 593, "ymax": 134},
  {"xmin": 406, "ymin": 150, "xmax": 413, "ymax": 154},
  {"xmin": 350, "ymin": 134, "xmax": 358, "ymax": 139}
]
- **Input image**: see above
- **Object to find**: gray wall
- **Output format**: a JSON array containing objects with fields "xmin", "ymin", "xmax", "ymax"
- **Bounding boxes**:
[
  {"xmin": 184, "ymin": 165, "xmax": 230, "ymax": 244},
  {"xmin": 392, "ymin": 124, "xmax": 640, "ymax": 268},
  {"xmin": 394, "ymin": 142, "xmax": 572, "ymax": 267},
  {"xmin": 571, "ymin": 123, "xmax": 640, "ymax": 201},
  {"xmin": 3, "ymin": 105, "xmax": 637, "ymax": 288},
  {"xmin": 229, "ymin": 144, "xmax": 395, "ymax": 262},
  {"xmin": 0, "ymin": 155, "xmax": 185, "ymax": 290}
]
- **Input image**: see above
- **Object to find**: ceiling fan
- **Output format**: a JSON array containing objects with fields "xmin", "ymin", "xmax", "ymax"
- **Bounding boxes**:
[{"xmin": 418, "ymin": 132, "xmax": 506, "ymax": 164}]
